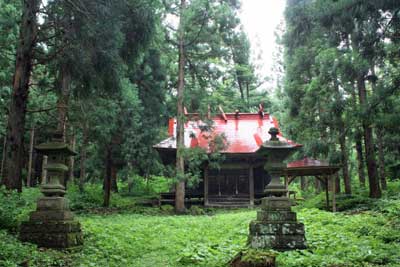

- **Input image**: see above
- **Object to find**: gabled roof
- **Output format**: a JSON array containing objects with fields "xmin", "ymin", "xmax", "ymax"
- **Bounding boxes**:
[{"xmin": 154, "ymin": 113, "xmax": 299, "ymax": 154}]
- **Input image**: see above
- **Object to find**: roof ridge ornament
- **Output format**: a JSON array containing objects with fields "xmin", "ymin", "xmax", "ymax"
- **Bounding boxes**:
[{"xmin": 258, "ymin": 103, "xmax": 264, "ymax": 118}]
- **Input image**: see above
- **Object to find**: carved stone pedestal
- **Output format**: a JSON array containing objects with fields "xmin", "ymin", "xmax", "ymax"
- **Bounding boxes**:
[
  {"xmin": 19, "ymin": 132, "xmax": 83, "ymax": 249},
  {"xmin": 248, "ymin": 197, "xmax": 306, "ymax": 250}
]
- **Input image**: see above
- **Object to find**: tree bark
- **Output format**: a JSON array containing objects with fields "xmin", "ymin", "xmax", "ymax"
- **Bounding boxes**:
[
  {"xmin": 103, "ymin": 146, "xmax": 112, "ymax": 207},
  {"xmin": 377, "ymin": 127, "xmax": 387, "ymax": 190},
  {"xmin": 0, "ymin": 134, "xmax": 7, "ymax": 181},
  {"xmin": 333, "ymin": 80, "xmax": 351, "ymax": 194},
  {"xmin": 111, "ymin": 164, "xmax": 118, "ymax": 193},
  {"xmin": 3, "ymin": 0, "xmax": 40, "ymax": 192},
  {"xmin": 335, "ymin": 172, "xmax": 341, "ymax": 193},
  {"xmin": 355, "ymin": 131, "xmax": 366, "ymax": 187},
  {"xmin": 57, "ymin": 66, "xmax": 71, "ymax": 139},
  {"xmin": 175, "ymin": 0, "xmax": 186, "ymax": 214},
  {"xmin": 339, "ymin": 132, "xmax": 351, "ymax": 194},
  {"xmin": 79, "ymin": 122, "xmax": 88, "ymax": 191},
  {"xmin": 357, "ymin": 76, "xmax": 381, "ymax": 198},
  {"xmin": 26, "ymin": 126, "xmax": 35, "ymax": 187},
  {"xmin": 314, "ymin": 178, "xmax": 321, "ymax": 193}
]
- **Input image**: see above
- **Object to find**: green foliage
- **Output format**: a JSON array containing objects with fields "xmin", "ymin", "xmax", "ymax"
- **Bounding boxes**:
[
  {"xmin": 278, "ymin": 207, "xmax": 400, "ymax": 267},
  {"xmin": 159, "ymin": 204, "xmax": 174, "ymax": 213},
  {"xmin": 67, "ymin": 183, "xmax": 105, "ymax": 211},
  {"xmin": 1, "ymin": 195, "xmax": 400, "ymax": 267},
  {"xmin": 0, "ymin": 230, "xmax": 68, "ymax": 267},
  {"xmin": 233, "ymin": 248, "xmax": 277, "ymax": 265},
  {"xmin": 0, "ymin": 187, "xmax": 39, "ymax": 231},
  {"xmin": 67, "ymin": 183, "xmax": 135, "ymax": 211},
  {"xmin": 187, "ymin": 205, "xmax": 206, "ymax": 216},
  {"xmin": 119, "ymin": 175, "xmax": 172, "ymax": 197}
]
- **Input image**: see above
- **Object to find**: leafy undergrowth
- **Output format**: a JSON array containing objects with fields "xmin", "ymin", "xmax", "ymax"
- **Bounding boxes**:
[
  {"xmin": 0, "ymin": 230, "xmax": 71, "ymax": 267},
  {"xmin": 1, "ymin": 197, "xmax": 400, "ymax": 266},
  {"xmin": 278, "ymin": 208, "xmax": 400, "ymax": 267},
  {"xmin": 72, "ymin": 210, "xmax": 251, "ymax": 267}
]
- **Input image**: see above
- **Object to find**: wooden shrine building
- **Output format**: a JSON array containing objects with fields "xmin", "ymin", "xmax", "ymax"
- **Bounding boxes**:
[{"xmin": 154, "ymin": 110, "xmax": 340, "ymax": 208}]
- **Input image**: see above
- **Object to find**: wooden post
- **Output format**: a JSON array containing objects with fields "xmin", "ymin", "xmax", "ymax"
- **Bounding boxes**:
[
  {"xmin": 26, "ymin": 126, "xmax": 35, "ymax": 187},
  {"xmin": 204, "ymin": 166, "xmax": 209, "ymax": 206},
  {"xmin": 332, "ymin": 174, "xmax": 336, "ymax": 212},
  {"xmin": 249, "ymin": 165, "xmax": 254, "ymax": 206},
  {"xmin": 324, "ymin": 176, "xmax": 329, "ymax": 210}
]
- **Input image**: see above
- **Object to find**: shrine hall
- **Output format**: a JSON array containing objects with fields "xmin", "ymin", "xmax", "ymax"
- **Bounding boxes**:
[{"xmin": 154, "ymin": 109, "xmax": 340, "ymax": 208}]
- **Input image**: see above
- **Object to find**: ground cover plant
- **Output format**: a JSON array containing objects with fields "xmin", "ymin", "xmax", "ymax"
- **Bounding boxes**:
[{"xmin": 1, "ymin": 193, "xmax": 399, "ymax": 267}]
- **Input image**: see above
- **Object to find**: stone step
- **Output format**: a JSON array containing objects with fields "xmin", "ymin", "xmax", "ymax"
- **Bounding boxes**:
[
  {"xmin": 208, "ymin": 197, "xmax": 250, "ymax": 202},
  {"xmin": 207, "ymin": 202, "xmax": 251, "ymax": 208},
  {"xmin": 208, "ymin": 199, "xmax": 250, "ymax": 203}
]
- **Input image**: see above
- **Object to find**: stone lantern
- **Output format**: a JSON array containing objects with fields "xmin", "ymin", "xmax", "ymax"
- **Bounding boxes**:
[
  {"xmin": 248, "ymin": 127, "xmax": 306, "ymax": 250},
  {"xmin": 258, "ymin": 127, "xmax": 297, "ymax": 197},
  {"xmin": 20, "ymin": 132, "xmax": 83, "ymax": 248}
]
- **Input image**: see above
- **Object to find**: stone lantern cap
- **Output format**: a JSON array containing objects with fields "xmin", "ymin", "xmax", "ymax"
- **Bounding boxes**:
[
  {"xmin": 35, "ymin": 132, "xmax": 77, "ymax": 156},
  {"xmin": 257, "ymin": 127, "xmax": 299, "ymax": 153}
]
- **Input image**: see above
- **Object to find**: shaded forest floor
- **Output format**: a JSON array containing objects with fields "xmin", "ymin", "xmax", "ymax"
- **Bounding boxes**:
[{"xmin": 1, "ymin": 199, "xmax": 400, "ymax": 267}]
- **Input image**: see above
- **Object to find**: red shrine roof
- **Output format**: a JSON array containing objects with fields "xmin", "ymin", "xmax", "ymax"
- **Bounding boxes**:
[{"xmin": 154, "ymin": 112, "xmax": 300, "ymax": 154}]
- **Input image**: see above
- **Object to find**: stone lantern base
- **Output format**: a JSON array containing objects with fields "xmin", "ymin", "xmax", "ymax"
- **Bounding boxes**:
[
  {"xmin": 20, "ymin": 196, "xmax": 83, "ymax": 249},
  {"xmin": 248, "ymin": 197, "xmax": 306, "ymax": 250}
]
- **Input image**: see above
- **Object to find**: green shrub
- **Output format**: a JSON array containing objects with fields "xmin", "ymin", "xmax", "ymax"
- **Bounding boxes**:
[
  {"xmin": 67, "ymin": 183, "xmax": 104, "ymax": 210},
  {"xmin": 160, "ymin": 204, "xmax": 174, "ymax": 212},
  {"xmin": 300, "ymin": 190, "xmax": 373, "ymax": 212},
  {"xmin": 0, "ymin": 230, "xmax": 67, "ymax": 267},
  {"xmin": 188, "ymin": 205, "xmax": 206, "ymax": 215},
  {"xmin": 0, "ymin": 187, "xmax": 40, "ymax": 231},
  {"xmin": 67, "ymin": 183, "xmax": 135, "ymax": 211},
  {"xmin": 119, "ymin": 175, "xmax": 171, "ymax": 197}
]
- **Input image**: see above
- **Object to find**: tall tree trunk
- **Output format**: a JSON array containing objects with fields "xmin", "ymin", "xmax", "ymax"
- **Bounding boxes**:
[
  {"xmin": 57, "ymin": 66, "xmax": 71, "ymax": 139},
  {"xmin": 376, "ymin": 128, "xmax": 387, "ymax": 190},
  {"xmin": 3, "ymin": 0, "xmax": 40, "ymax": 192},
  {"xmin": 230, "ymin": 47, "xmax": 244, "ymax": 101},
  {"xmin": 334, "ymin": 80, "xmax": 351, "ymax": 194},
  {"xmin": 0, "ymin": 134, "xmax": 7, "ymax": 181},
  {"xmin": 357, "ymin": 76, "xmax": 381, "ymax": 198},
  {"xmin": 79, "ymin": 122, "xmax": 88, "ymax": 191},
  {"xmin": 314, "ymin": 179, "xmax": 321, "ymax": 193},
  {"xmin": 103, "ymin": 146, "xmax": 112, "ymax": 207},
  {"xmin": 111, "ymin": 164, "xmax": 118, "ymax": 193},
  {"xmin": 26, "ymin": 126, "xmax": 35, "ymax": 187},
  {"xmin": 236, "ymin": 75, "xmax": 244, "ymax": 101},
  {"xmin": 355, "ymin": 131, "xmax": 366, "ymax": 187},
  {"xmin": 339, "ymin": 132, "xmax": 351, "ymax": 194},
  {"xmin": 246, "ymin": 82, "xmax": 250, "ymax": 108},
  {"xmin": 335, "ymin": 172, "xmax": 341, "ymax": 193},
  {"xmin": 175, "ymin": 0, "xmax": 186, "ymax": 214}
]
